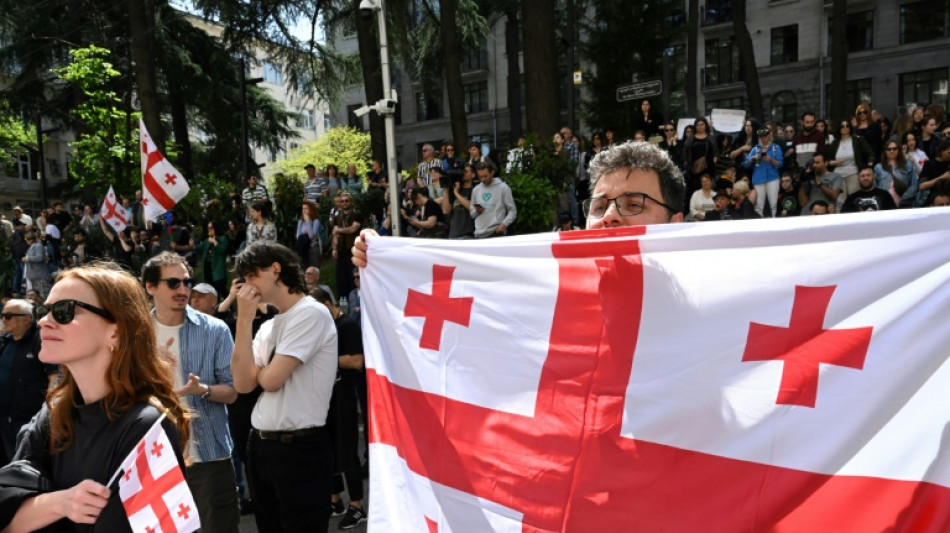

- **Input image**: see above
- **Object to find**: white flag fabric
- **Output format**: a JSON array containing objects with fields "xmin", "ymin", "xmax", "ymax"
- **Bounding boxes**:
[
  {"xmin": 140, "ymin": 118, "xmax": 189, "ymax": 221},
  {"xmin": 99, "ymin": 186, "xmax": 129, "ymax": 233},
  {"xmin": 116, "ymin": 413, "xmax": 199, "ymax": 533},
  {"xmin": 361, "ymin": 209, "xmax": 950, "ymax": 532}
]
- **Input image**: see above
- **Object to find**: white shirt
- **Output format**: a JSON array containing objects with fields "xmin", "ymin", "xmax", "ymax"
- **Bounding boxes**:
[
  {"xmin": 153, "ymin": 319, "xmax": 200, "ymax": 461},
  {"xmin": 251, "ymin": 296, "xmax": 337, "ymax": 431},
  {"xmin": 835, "ymin": 138, "xmax": 858, "ymax": 177}
]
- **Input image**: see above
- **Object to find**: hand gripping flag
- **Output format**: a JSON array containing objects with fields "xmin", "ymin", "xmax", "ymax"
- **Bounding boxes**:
[
  {"xmin": 110, "ymin": 411, "xmax": 199, "ymax": 533},
  {"xmin": 140, "ymin": 119, "xmax": 189, "ymax": 221},
  {"xmin": 361, "ymin": 209, "xmax": 950, "ymax": 532},
  {"xmin": 99, "ymin": 186, "xmax": 129, "ymax": 233}
]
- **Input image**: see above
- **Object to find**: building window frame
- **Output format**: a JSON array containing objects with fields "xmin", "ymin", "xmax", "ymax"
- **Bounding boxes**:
[
  {"xmin": 828, "ymin": 10, "xmax": 874, "ymax": 54},
  {"xmin": 900, "ymin": 0, "xmax": 950, "ymax": 44},
  {"xmin": 262, "ymin": 61, "xmax": 282, "ymax": 85},
  {"xmin": 463, "ymin": 81, "xmax": 489, "ymax": 113},
  {"xmin": 770, "ymin": 25, "xmax": 798, "ymax": 65},
  {"xmin": 899, "ymin": 68, "xmax": 949, "ymax": 111}
]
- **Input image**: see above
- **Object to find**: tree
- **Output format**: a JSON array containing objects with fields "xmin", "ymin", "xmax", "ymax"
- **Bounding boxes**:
[
  {"xmin": 521, "ymin": 0, "xmax": 560, "ymax": 136},
  {"xmin": 440, "ymin": 0, "xmax": 469, "ymax": 149},
  {"xmin": 580, "ymin": 0, "xmax": 685, "ymax": 136},
  {"xmin": 732, "ymin": 0, "xmax": 762, "ymax": 120},
  {"xmin": 503, "ymin": 2, "xmax": 524, "ymax": 141},
  {"xmin": 0, "ymin": 101, "xmax": 36, "ymax": 169},
  {"xmin": 270, "ymin": 126, "xmax": 371, "ymax": 181},
  {"xmin": 53, "ymin": 46, "xmax": 140, "ymax": 193},
  {"xmin": 829, "ymin": 0, "xmax": 848, "ymax": 122},
  {"xmin": 686, "ymin": 0, "xmax": 699, "ymax": 115},
  {"xmin": 352, "ymin": 0, "xmax": 386, "ymax": 163}
]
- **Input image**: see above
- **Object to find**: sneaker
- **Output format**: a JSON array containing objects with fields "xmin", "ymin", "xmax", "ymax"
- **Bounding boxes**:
[
  {"xmin": 338, "ymin": 505, "xmax": 367, "ymax": 530},
  {"xmin": 330, "ymin": 500, "xmax": 346, "ymax": 517}
]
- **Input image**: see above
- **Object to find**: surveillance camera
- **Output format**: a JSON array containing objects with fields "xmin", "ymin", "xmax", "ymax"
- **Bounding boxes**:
[
  {"xmin": 353, "ymin": 105, "xmax": 372, "ymax": 118},
  {"xmin": 359, "ymin": 0, "xmax": 379, "ymax": 20},
  {"xmin": 382, "ymin": 99, "xmax": 396, "ymax": 111}
]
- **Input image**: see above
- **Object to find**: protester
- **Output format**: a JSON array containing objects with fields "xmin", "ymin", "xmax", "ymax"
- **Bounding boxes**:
[
  {"xmin": 743, "ymin": 127, "xmax": 783, "ymax": 217},
  {"xmin": 470, "ymin": 161, "xmax": 517, "ymax": 238},
  {"xmin": 840, "ymin": 168, "xmax": 897, "ymax": 212},
  {"xmin": 246, "ymin": 201, "xmax": 277, "ymax": 246},
  {"xmin": 196, "ymin": 221, "xmax": 230, "ymax": 297},
  {"xmin": 0, "ymin": 265, "xmax": 189, "ymax": 532},
  {"xmin": 231, "ymin": 241, "xmax": 338, "ymax": 532}
]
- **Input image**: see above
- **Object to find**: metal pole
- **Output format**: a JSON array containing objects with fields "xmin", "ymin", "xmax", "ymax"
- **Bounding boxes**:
[
  {"xmin": 35, "ymin": 113, "xmax": 47, "ymax": 207},
  {"xmin": 240, "ymin": 57, "xmax": 250, "ymax": 183},
  {"xmin": 662, "ymin": 49, "xmax": 672, "ymax": 127},
  {"xmin": 566, "ymin": 0, "xmax": 575, "ymax": 131},
  {"xmin": 377, "ymin": 0, "xmax": 401, "ymax": 237}
]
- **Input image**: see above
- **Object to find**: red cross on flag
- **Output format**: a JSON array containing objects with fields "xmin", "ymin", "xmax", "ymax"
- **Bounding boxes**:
[
  {"xmin": 99, "ymin": 185, "xmax": 130, "ymax": 233},
  {"xmin": 140, "ymin": 118, "xmax": 189, "ymax": 222},
  {"xmin": 360, "ymin": 209, "xmax": 950, "ymax": 532},
  {"xmin": 115, "ymin": 412, "xmax": 199, "ymax": 533}
]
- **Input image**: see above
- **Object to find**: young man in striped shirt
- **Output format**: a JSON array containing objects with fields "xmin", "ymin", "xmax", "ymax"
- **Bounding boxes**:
[{"xmin": 144, "ymin": 252, "xmax": 240, "ymax": 532}]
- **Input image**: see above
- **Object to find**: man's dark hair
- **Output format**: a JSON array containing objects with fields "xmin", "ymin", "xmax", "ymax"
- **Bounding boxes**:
[
  {"xmin": 251, "ymin": 200, "xmax": 272, "ymax": 219},
  {"xmin": 811, "ymin": 200, "xmax": 830, "ymax": 211},
  {"xmin": 801, "ymin": 111, "xmax": 816, "ymax": 120},
  {"xmin": 813, "ymin": 153, "xmax": 827, "ymax": 163},
  {"xmin": 311, "ymin": 286, "xmax": 333, "ymax": 306},
  {"xmin": 937, "ymin": 138, "xmax": 950, "ymax": 155},
  {"xmin": 142, "ymin": 251, "xmax": 191, "ymax": 288},
  {"xmin": 411, "ymin": 187, "xmax": 430, "ymax": 200},
  {"xmin": 73, "ymin": 228, "xmax": 86, "ymax": 238},
  {"xmin": 475, "ymin": 160, "xmax": 497, "ymax": 174},
  {"xmin": 234, "ymin": 241, "xmax": 307, "ymax": 295}
]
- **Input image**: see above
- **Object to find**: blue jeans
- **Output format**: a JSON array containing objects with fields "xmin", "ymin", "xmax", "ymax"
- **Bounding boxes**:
[{"xmin": 12, "ymin": 260, "xmax": 24, "ymax": 295}]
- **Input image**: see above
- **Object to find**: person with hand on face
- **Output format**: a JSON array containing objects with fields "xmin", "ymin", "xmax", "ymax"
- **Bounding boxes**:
[
  {"xmin": 440, "ymin": 163, "xmax": 476, "ymax": 239},
  {"xmin": 0, "ymin": 265, "xmax": 189, "ymax": 533},
  {"xmin": 231, "ymin": 241, "xmax": 338, "ymax": 532},
  {"xmin": 143, "ymin": 252, "xmax": 240, "ymax": 533}
]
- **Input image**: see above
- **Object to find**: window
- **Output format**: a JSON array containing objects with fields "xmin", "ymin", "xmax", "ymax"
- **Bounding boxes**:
[
  {"xmin": 770, "ymin": 25, "xmax": 798, "ymax": 65},
  {"xmin": 770, "ymin": 91, "xmax": 797, "ymax": 125},
  {"xmin": 463, "ymin": 81, "xmax": 489, "ymax": 113},
  {"xmin": 17, "ymin": 154, "xmax": 31, "ymax": 180},
  {"xmin": 415, "ymin": 91, "xmax": 442, "ymax": 122},
  {"xmin": 900, "ymin": 68, "xmax": 949, "ymax": 110},
  {"xmin": 703, "ymin": 0, "xmax": 732, "ymax": 26},
  {"xmin": 704, "ymin": 37, "xmax": 740, "ymax": 87},
  {"xmin": 828, "ymin": 10, "xmax": 873, "ymax": 54},
  {"xmin": 324, "ymin": 115, "xmax": 332, "ymax": 131},
  {"xmin": 347, "ymin": 104, "xmax": 365, "ymax": 130},
  {"xmin": 296, "ymin": 109, "xmax": 315, "ymax": 130},
  {"xmin": 901, "ymin": 1, "xmax": 949, "ymax": 44},
  {"xmin": 824, "ymin": 79, "xmax": 872, "ymax": 117},
  {"xmin": 705, "ymin": 97, "xmax": 744, "ymax": 116},
  {"xmin": 47, "ymin": 158, "xmax": 61, "ymax": 177},
  {"xmin": 263, "ymin": 61, "xmax": 282, "ymax": 85},
  {"xmin": 462, "ymin": 41, "xmax": 488, "ymax": 71}
]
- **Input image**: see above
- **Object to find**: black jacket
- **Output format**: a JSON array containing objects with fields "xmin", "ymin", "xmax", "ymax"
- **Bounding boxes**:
[{"xmin": 0, "ymin": 325, "xmax": 55, "ymax": 422}]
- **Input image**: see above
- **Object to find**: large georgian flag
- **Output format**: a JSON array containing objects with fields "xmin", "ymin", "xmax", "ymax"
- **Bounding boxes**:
[
  {"xmin": 115, "ymin": 413, "xmax": 200, "ymax": 533},
  {"xmin": 140, "ymin": 119, "xmax": 189, "ymax": 221},
  {"xmin": 361, "ymin": 209, "xmax": 950, "ymax": 532}
]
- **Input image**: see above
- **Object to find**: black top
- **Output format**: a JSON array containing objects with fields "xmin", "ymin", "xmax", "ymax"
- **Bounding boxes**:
[{"xmin": 1, "ymin": 400, "xmax": 184, "ymax": 532}]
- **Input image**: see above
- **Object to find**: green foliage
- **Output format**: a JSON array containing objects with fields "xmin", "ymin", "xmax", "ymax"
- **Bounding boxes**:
[
  {"xmin": 54, "ymin": 46, "xmax": 140, "ymax": 192},
  {"xmin": 271, "ymin": 171, "xmax": 305, "ymax": 247},
  {"xmin": 0, "ymin": 101, "xmax": 35, "ymax": 170},
  {"xmin": 271, "ymin": 126, "xmax": 371, "ymax": 180},
  {"xmin": 579, "ymin": 0, "xmax": 686, "ymax": 135},
  {"xmin": 502, "ymin": 134, "xmax": 574, "ymax": 234}
]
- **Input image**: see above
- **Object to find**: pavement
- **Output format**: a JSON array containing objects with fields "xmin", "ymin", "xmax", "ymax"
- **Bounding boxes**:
[{"xmin": 239, "ymin": 507, "xmax": 368, "ymax": 532}]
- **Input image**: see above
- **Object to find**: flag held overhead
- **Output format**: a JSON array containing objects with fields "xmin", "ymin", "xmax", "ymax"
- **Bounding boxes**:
[{"xmin": 140, "ymin": 119, "xmax": 189, "ymax": 222}]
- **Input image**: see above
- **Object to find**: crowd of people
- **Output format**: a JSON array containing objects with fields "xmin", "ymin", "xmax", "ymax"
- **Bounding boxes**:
[{"xmin": 0, "ymin": 97, "xmax": 948, "ymax": 532}]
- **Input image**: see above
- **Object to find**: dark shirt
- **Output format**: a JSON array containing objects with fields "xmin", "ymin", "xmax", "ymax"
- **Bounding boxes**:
[
  {"xmin": 2, "ymin": 402, "xmax": 184, "ymax": 532},
  {"xmin": 841, "ymin": 188, "xmax": 898, "ymax": 212},
  {"xmin": 777, "ymin": 186, "xmax": 802, "ymax": 217},
  {"xmin": 448, "ymin": 186, "xmax": 475, "ymax": 238},
  {"xmin": 0, "ymin": 327, "xmax": 52, "ymax": 422}
]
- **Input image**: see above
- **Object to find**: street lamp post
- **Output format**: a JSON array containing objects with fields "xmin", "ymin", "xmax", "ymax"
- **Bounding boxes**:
[
  {"xmin": 240, "ymin": 57, "xmax": 264, "ymax": 183},
  {"xmin": 361, "ymin": 0, "xmax": 401, "ymax": 236}
]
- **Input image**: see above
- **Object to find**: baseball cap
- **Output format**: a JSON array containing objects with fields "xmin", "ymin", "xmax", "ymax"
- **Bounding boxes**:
[{"xmin": 191, "ymin": 283, "xmax": 218, "ymax": 297}]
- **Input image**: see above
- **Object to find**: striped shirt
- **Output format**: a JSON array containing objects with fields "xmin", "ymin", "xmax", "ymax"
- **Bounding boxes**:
[
  {"xmin": 417, "ymin": 158, "xmax": 443, "ymax": 183},
  {"xmin": 304, "ymin": 178, "xmax": 324, "ymax": 203},
  {"xmin": 155, "ymin": 306, "xmax": 235, "ymax": 462}
]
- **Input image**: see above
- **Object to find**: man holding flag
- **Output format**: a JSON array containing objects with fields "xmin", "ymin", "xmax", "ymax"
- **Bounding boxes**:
[{"xmin": 353, "ymin": 141, "xmax": 950, "ymax": 531}]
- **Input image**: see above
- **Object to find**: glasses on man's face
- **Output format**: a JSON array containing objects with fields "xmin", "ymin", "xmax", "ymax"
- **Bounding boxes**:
[
  {"xmin": 886, "ymin": 147, "xmax": 899, "ymax": 151},
  {"xmin": 857, "ymin": 110, "xmax": 867, "ymax": 115},
  {"xmin": 160, "ymin": 277, "xmax": 195, "ymax": 290},
  {"xmin": 34, "ymin": 299, "xmax": 114, "ymax": 325},
  {"xmin": 583, "ymin": 192, "xmax": 675, "ymax": 219},
  {"xmin": 0, "ymin": 313, "xmax": 28, "ymax": 320}
]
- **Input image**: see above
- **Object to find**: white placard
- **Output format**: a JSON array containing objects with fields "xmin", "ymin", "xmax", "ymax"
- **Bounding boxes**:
[{"xmin": 710, "ymin": 108, "xmax": 746, "ymax": 133}]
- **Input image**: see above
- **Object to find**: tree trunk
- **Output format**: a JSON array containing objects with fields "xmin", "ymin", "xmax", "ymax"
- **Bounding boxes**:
[
  {"xmin": 168, "ymin": 83, "xmax": 194, "ymax": 181},
  {"xmin": 504, "ymin": 4, "xmax": 523, "ymax": 141},
  {"xmin": 732, "ymin": 0, "xmax": 762, "ymax": 119},
  {"xmin": 521, "ymin": 0, "xmax": 559, "ymax": 136},
  {"xmin": 686, "ymin": 0, "xmax": 698, "ymax": 115},
  {"xmin": 128, "ymin": 0, "xmax": 164, "ymax": 151},
  {"xmin": 440, "ymin": 0, "xmax": 469, "ymax": 149},
  {"xmin": 829, "ymin": 0, "xmax": 848, "ymax": 122},
  {"xmin": 356, "ymin": 1, "xmax": 386, "ymax": 163}
]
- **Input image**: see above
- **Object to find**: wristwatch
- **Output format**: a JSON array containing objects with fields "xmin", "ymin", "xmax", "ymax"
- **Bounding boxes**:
[{"xmin": 201, "ymin": 384, "xmax": 212, "ymax": 400}]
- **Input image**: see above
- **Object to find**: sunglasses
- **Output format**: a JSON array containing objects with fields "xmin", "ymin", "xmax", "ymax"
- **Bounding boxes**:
[
  {"xmin": 857, "ymin": 110, "xmax": 868, "ymax": 115},
  {"xmin": 885, "ymin": 147, "xmax": 899, "ymax": 151},
  {"xmin": 160, "ymin": 277, "xmax": 196, "ymax": 290},
  {"xmin": 34, "ymin": 299, "xmax": 114, "ymax": 324},
  {"xmin": 0, "ymin": 312, "xmax": 29, "ymax": 320}
]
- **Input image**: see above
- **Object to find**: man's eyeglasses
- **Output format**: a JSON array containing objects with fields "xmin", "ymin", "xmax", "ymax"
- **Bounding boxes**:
[
  {"xmin": 583, "ymin": 192, "xmax": 675, "ymax": 219},
  {"xmin": 0, "ymin": 312, "xmax": 29, "ymax": 320},
  {"xmin": 885, "ymin": 147, "xmax": 899, "ymax": 151},
  {"xmin": 160, "ymin": 278, "xmax": 195, "ymax": 290},
  {"xmin": 34, "ymin": 300, "xmax": 114, "ymax": 324},
  {"xmin": 857, "ymin": 110, "xmax": 868, "ymax": 115}
]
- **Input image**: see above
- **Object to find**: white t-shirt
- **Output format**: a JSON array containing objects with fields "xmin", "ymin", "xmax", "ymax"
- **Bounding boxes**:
[
  {"xmin": 153, "ymin": 319, "xmax": 200, "ymax": 461},
  {"xmin": 835, "ymin": 138, "xmax": 858, "ymax": 177},
  {"xmin": 251, "ymin": 296, "xmax": 337, "ymax": 431}
]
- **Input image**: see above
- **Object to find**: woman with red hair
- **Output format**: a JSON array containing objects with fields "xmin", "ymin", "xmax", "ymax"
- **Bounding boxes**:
[{"xmin": 0, "ymin": 265, "xmax": 189, "ymax": 532}]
